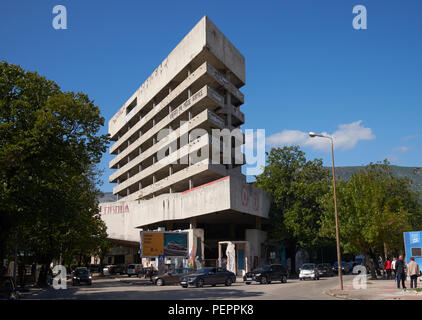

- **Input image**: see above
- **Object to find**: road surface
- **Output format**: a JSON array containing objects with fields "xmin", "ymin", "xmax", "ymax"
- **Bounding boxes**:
[{"xmin": 24, "ymin": 274, "xmax": 354, "ymax": 300}]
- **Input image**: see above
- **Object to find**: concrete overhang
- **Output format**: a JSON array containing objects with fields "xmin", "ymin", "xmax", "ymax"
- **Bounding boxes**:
[{"xmin": 99, "ymin": 176, "xmax": 271, "ymax": 243}]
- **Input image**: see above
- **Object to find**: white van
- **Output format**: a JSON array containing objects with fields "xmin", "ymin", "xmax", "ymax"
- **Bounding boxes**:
[{"xmin": 127, "ymin": 264, "xmax": 142, "ymax": 277}]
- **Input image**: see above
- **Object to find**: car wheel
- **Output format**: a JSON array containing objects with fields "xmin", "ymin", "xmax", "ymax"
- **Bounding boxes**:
[
  {"xmin": 196, "ymin": 279, "xmax": 204, "ymax": 288},
  {"xmin": 225, "ymin": 278, "xmax": 233, "ymax": 286},
  {"xmin": 182, "ymin": 285, "xmax": 188, "ymax": 288},
  {"xmin": 88, "ymin": 281, "xmax": 92, "ymax": 285},
  {"xmin": 128, "ymin": 274, "xmax": 131, "ymax": 277},
  {"xmin": 260, "ymin": 277, "xmax": 268, "ymax": 284},
  {"xmin": 156, "ymin": 278, "xmax": 164, "ymax": 286},
  {"xmin": 245, "ymin": 282, "xmax": 251, "ymax": 285},
  {"xmin": 281, "ymin": 275, "xmax": 287, "ymax": 283}
]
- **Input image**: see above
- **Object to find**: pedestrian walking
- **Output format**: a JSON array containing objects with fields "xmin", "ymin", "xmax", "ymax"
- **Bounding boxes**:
[
  {"xmin": 407, "ymin": 257, "xmax": 420, "ymax": 289},
  {"xmin": 384, "ymin": 258, "xmax": 392, "ymax": 280},
  {"xmin": 392, "ymin": 257, "xmax": 397, "ymax": 279},
  {"xmin": 395, "ymin": 255, "xmax": 406, "ymax": 290}
]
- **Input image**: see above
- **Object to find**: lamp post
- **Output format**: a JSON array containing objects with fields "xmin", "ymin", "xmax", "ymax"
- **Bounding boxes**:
[{"xmin": 309, "ymin": 132, "xmax": 343, "ymax": 290}]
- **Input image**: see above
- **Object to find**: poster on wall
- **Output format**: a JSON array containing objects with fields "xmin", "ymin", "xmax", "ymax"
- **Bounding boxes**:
[
  {"xmin": 141, "ymin": 232, "xmax": 164, "ymax": 256},
  {"xmin": 164, "ymin": 233, "xmax": 188, "ymax": 257},
  {"xmin": 140, "ymin": 231, "xmax": 188, "ymax": 257}
]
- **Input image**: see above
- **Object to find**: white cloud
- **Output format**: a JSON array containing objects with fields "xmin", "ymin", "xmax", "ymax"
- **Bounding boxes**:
[
  {"xmin": 266, "ymin": 120, "xmax": 375, "ymax": 151},
  {"xmin": 402, "ymin": 135, "xmax": 419, "ymax": 141},
  {"xmin": 393, "ymin": 146, "xmax": 410, "ymax": 153}
]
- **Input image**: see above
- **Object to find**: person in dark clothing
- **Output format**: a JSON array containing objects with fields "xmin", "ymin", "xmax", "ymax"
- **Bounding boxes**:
[{"xmin": 395, "ymin": 255, "xmax": 407, "ymax": 289}]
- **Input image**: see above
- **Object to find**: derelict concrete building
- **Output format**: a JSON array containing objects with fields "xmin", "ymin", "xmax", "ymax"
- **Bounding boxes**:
[{"xmin": 99, "ymin": 16, "xmax": 271, "ymax": 274}]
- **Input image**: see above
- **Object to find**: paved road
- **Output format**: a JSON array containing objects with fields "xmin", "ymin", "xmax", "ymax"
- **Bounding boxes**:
[{"xmin": 24, "ymin": 275, "xmax": 354, "ymax": 300}]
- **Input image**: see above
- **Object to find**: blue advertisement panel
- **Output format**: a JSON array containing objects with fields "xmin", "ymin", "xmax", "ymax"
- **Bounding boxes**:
[
  {"xmin": 163, "ymin": 232, "xmax": 188, "ymax": 257},
  {"xmin": 403, "ymin": 231, "xmax": 422, "ymax": 269}
]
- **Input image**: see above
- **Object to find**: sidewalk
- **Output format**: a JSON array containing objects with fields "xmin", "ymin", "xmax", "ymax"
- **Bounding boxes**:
[{"xmin": 326, "ymin": 276, "xmax": 422, "ymax": 300}]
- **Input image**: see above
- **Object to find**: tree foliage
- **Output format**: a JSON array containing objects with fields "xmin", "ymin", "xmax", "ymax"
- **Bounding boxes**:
[
  {"xmin": 254, "ymin": 146, "xmax": 332, "ymax": 270},
  {"xmin": 0, "ymin": 61, "xmax": 109, "ymax": 280},
  {"xmin": 319, "ymin": 161, "xmax": 422, "ymax": 276}
]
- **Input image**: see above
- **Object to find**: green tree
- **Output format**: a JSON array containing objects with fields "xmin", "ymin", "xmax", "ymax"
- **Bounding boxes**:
[
  {"xmin": 319, "ymin": 161, "xmax": 422, "ymax": 278},
  {"xmin": 0, "ymin": 61, "xmax": 109, "ymax": 284},
  {"xmin": 255, "ymin": 146, "xmax": 332, "ymax": 273}
]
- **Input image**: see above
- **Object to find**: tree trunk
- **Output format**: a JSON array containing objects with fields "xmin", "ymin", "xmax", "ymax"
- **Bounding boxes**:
[
  {"xmin": 36, "ymin": 264, "xmax": 49, "ymax": 287},
  {"xmin": 364, "ymin": 252, "xmax": 376, "ymax": 279},
  {"xmin": 369, "ymin": 249, "xmax": 381, "ymax": 277},
  {"xmin": 383, "ymin": 242, "xmax": 388, "ymax": 261},
  {"xmin": 287, "ymin": 242, "xmax": 297, "ymax": 275}
]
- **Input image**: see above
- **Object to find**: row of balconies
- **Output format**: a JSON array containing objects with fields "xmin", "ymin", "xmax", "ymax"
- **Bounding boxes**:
[
  {"xmin": 110, "ymin": 62, "xmax": 244, "ymax": 156},
  {"xmin": 109, "ymin": 85, "xmax": 224, "ymax": 171},
  {"xmin": 109, "ymin": 108, "xmax": 227, "ymax": 184}
]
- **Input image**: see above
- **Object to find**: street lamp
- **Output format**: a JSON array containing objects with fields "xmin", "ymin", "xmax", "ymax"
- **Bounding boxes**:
[{"xmin": 309, "ymin": 132, "xmax": 343, "ymax": 290}]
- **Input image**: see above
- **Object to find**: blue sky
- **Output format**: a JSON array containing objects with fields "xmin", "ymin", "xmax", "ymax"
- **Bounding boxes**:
[{"xmin": 1, "ymin": 0, "xmax": 421, "ymax": 192}]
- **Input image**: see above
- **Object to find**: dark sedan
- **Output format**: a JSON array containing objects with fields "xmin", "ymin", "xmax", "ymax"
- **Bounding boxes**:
[
  {"xmin": 179, "ymin": 267, "xmax": 236, "ymax": 288},
  {"xmin": 153, "ymin": 268, "xmax": 194, "ymax": 286},
  {"xmin": 72, "ymin": 267, "xmax": 92, "ymax": 286},
  {"xmin": 316, "ymin": 263, "xmax": 334, "ymax": 277},
  {"xmin": 243, "ymin": 264, "xmax": 288, "ymax": 284}
]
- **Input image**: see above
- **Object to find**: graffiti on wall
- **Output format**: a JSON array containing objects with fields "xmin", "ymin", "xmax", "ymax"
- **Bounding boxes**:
[
  {"xmin": 241, "ymin": 185, "xmax": 259, "ymax": 212},
  {"xmin": 100, "ymin": 204, "xmax": 130, "ymax": 215}
]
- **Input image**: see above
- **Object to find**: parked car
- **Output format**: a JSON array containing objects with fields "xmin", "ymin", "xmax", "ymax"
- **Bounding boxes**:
[
  {"xmin": 115, "ymin": 264, "xmax": 126, "ymax": 274},
  {"xmin": 0, "ymin": 276, "xmax": 19, "ymax": 300},
  {"xmin": 103, "ymin": 264, "xmax": 126, "ymax": 275},
  {"xmin": 102, "ymin": 265, "xmax": 114, "ymax": 275},
  {"xmin": 72, "ymin": 267, "xmax": 92, "ymax": 286},
  {"xmin": 333, "ymin": 261, "xmax": 351, "ymax": 274},
  {"xmin": 316, "ymin": 263, "xmax": 334, "ymax": 277},
  {"xmin": 299, "ymin": 263, "xmax": 320, "ymax": 280},
  {"xmin": 127, "ymin": 264, "xmax": 143, "ymax": 277},
  {"xmin": 143, "ymin": 267, "xmax": 158, "ymax": 279},
  {"xmin": 243, "ymin": 264, "xmax": 288, "ymax": 285},
  {"xmin": 179, "ymin": 267, "xmax": 236, "ymax": 288},
  {"xmin": 153, "ymin": 268, "xmax": 194, "ymax": 286}
]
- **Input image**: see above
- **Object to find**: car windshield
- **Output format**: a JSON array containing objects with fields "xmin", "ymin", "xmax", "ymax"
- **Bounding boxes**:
[
  {"xmin": 75, "ymin": 269, "xmax": 88, "ymax": 275},
  {"xmin": 301, "ymin": 264, "xmax": 315, "ymax": 270},
  {"xmin": 128, "ymin": 265, "xmax": 135, "ymax": 269},
  {"xmin": 195, "ymin": 268, "xmax": 213, "ymax": 274},
  {"xmin": 253, "ymin": 265, "xmax": 270, "ymax": 272}
]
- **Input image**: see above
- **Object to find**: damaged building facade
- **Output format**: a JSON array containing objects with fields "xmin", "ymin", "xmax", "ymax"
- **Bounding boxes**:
[{"xmin": 98, "ymin": 16, "xmax": 271, "ymax": 275}]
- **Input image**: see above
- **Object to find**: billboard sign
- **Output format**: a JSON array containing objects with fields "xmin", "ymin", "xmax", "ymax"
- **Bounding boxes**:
[
  {"xmin": 140, "ymin": 231, "xmax": 188, "ymax": 258},
  {"xmin": 403, "ymin": 231, "xmax": 422, "ymax": 268}
]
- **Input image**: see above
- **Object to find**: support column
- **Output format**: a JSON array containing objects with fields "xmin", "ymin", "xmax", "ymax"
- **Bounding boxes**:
[
  {"xmin": 189, "ymin": 217, "xmax": 197, "ymax": 229},
  {"xmin": 255, "ymin": 217, "xmax": 262, "ymax": 230}
]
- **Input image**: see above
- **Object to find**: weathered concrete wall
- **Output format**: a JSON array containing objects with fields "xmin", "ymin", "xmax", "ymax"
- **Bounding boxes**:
[
  {"xmin": 100, "ymin": 176, "xmax": 269, "ymax": 243},
  {"xmin": 245, "ymin": 229, "xmax": 268, "ymax": 269},
  {"xmin": 205, "ymin": 17, "xmax": 245, "ymax": 85},
  {"xmin": 230, "ymin": 178, "xmax": 271, "ymax": 219},
  {"xmin": 109, "ymin": 16, "xmax": 245, "ymax": 139}
]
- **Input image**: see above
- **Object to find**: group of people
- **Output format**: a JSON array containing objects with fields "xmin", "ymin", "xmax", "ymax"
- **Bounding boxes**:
[{"xmin": 383, "ymin": 255, "xmax": 420, "ymax": 289}]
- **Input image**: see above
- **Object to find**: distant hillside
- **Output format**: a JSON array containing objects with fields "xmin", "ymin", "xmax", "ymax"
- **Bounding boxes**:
[
  {"xmin": 97, "ymin": 192, "xmax": 117, "ymax": 203},
  {"xmin": 334, "ymin": 166, "xmax": 422, "ymax": 199}
]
